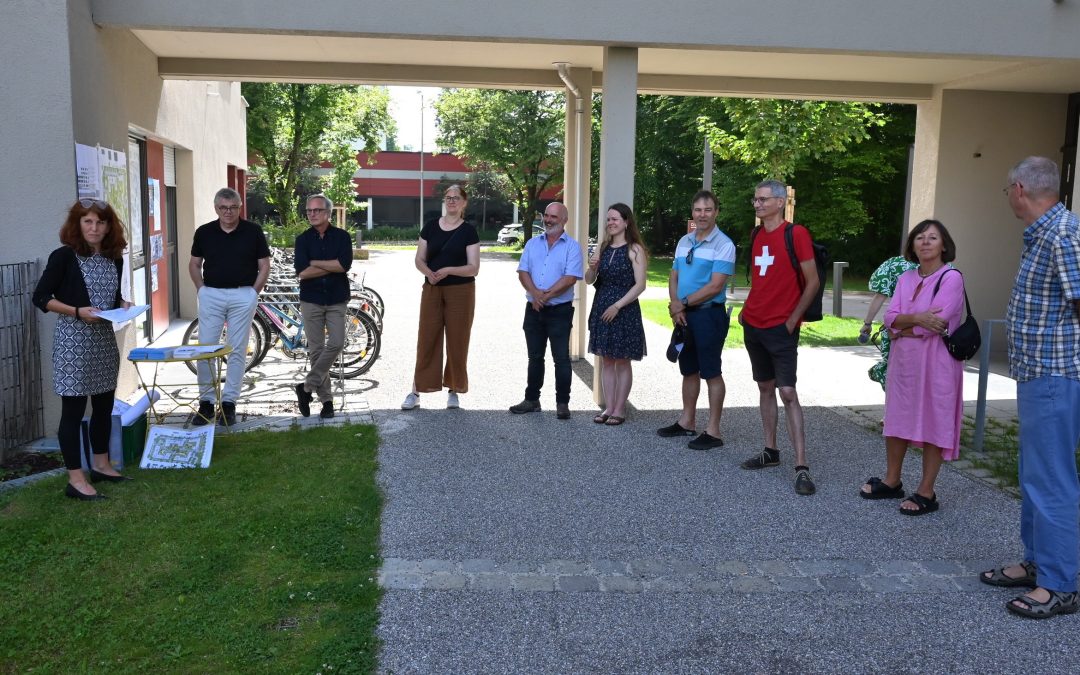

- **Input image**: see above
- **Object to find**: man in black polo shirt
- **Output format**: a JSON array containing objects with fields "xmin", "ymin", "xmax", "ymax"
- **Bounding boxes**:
[
  {"xmin": 188, "ymin": 187, "xmax": 271, "ymax": 426},
  {"xmin": 293, "ymin": 194, "xmax": 353, "ymax": 419}
]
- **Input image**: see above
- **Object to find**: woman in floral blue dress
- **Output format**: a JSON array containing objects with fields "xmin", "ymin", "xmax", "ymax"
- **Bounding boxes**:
[{"xmin": 586, "ymin": 203, "xmax": 648, "ymax": 425}]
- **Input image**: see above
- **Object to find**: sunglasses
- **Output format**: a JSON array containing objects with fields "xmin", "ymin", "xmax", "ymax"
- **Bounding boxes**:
[{"xmin": 78, "ymin": 198, "xmax": 108, "ymax": 209}]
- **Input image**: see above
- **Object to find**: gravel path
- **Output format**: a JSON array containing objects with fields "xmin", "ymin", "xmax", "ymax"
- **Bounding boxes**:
[{"xmin": 357, "ymin": 249, "xmax": 1072, "ymax": 674}]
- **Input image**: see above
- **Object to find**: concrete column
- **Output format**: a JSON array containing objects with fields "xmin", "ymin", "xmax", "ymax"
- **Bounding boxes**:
[
  {"xmin": 366, "ymin": 198, "xmax": 374, "ymax": 229},
  {"xmin": 1, "ymin": 0, "xmax": 78, "ymax": 438},
  {"xmin": 597, "ymin": 47, "xmax": 638, "ymax": 216},
  {"xmin": 593, "ymin": 47, "xmax": 637, "ymax": 405},
  {"xmin": 562, "ymin": 67, "xmax": 593, "ymax": 361}
]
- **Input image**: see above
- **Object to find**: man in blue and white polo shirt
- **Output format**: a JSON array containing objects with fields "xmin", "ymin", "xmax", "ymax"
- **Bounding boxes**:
[{"xmin": 657, "ymin": 190, "xmax": 736, "ymax": 450}]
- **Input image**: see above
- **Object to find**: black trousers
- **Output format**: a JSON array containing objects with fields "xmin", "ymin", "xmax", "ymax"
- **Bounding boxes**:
[{"xmin": 58, "ymin": 390, "xmax": 115, "ymax": 471}]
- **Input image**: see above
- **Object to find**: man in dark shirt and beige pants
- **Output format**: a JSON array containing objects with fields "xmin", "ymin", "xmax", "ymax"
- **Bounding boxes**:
[
  {"xmin": 293, "ymin": 194, "xmax": 353, "ymax": 419},
  {"xmin": 188, "ymin": 187, "xmax": 271, "ymax": 426}
]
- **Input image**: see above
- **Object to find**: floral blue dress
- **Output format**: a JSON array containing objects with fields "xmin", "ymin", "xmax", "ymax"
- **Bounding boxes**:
[{"xmin": 588, "ymin": 244, "xmax": 646, "ymax": 360}]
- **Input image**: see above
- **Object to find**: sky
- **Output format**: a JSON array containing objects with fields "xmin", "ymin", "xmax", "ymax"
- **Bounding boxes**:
[{"xmin": 387, "ymin": 86, "xmax": 441, "ymax": 152}]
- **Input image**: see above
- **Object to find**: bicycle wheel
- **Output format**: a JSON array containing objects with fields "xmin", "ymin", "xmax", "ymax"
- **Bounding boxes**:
[
  {"xmin": 248, "ymin": 312, "xmax": 274, "ymax": 368},
  {"xmin": 332, "ymin": 308, "xmax": 381, "ymax": 379},
  {"xmin": 349, "ymin": 295, "xmax": 383, "ymax": 331},
  {"xmin": 358, "ymin": 286, "xmax": 384, "ymax": 317},
  {"xmin": 181, "ymin": 317, "xmax": 266, "ymax": 375}
]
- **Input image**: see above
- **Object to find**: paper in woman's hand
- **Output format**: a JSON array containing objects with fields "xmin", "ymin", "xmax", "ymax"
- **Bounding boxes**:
[{"xmin": 96, "ymin": 304, "xmax": 150, "ymax": 323}]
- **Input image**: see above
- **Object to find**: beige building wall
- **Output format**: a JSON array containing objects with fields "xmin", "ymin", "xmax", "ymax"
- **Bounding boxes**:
[
  {"xmin": 910, "ymin": 89, "xmax": 1066, "ymax": 337},
  {"xmin": 7, "ymin": 0, "xmax": 247, "ymax": 434}
]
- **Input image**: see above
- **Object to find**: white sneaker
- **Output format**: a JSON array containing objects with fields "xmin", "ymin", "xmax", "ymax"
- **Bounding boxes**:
[
  {"xmin": 401, "ymin": 392, "xmax": 420, "ymax": 410},
  {"xmin": 447, "ymin": 391, "xmax": 460, "ymax": 409}
]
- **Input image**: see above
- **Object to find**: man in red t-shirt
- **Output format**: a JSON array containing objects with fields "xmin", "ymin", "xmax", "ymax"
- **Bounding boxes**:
[{"xmin": 739, "ymin": 180, "xmax": 820, "ymax": 496}]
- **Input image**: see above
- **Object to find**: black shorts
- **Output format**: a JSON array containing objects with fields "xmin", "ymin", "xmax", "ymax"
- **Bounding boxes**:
[
  {"xmin": 743, "ymin": 322, "xmax": 800, "ymax": 387},
  {"xmin": 679, "ymin": 304, "xmax": 729, "ymax": 380}
]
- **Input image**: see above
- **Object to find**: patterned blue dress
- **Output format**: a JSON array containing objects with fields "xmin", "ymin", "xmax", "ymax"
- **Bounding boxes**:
[
  {"xmin": 588, "ymin": 244, "xmax": 646, "ymax": 360},
  {"xmin": 52, "ymin": 253, "xmax": 120, "ymax": 396}
]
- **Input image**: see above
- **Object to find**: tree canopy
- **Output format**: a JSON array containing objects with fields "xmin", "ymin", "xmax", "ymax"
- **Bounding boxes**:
[
  {"xmin": 698, "ymin": 98, "xmax": 886, "ymax": 181},
  {"xmin": 434, "ymin": 89, "xmax": 564, "ymax": 239},
  {"xmin": 244, "ymin": 83, "xmax": 393, "ymax": 228}
]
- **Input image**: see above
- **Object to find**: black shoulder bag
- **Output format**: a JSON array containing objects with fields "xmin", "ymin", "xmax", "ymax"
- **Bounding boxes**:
[{"xmin": 931, "ymin": 269, "xmax": 981, "ymax": 361}]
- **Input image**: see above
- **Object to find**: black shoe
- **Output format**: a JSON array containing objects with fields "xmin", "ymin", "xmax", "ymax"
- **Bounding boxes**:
[
  {"xmin": 556, "ymin": 403, "xmax": 570, "ymax": 420},
  {"xmin": 688, "ymin": 432, "xmax": 724, "ymax": 450},
  {"xmin": 219, "ymin": 401, "xmax": 237, "ymax": 426},
  {"xmin": 657, "ymin": 422, "xmax": 696, "ymax": 438},
  {"xmin": 191, "ymin": 401, "xmax": 215, "ymax": 426},
  {"xmin": 65, "ymin": 483, "xmax": 107, "ymax": 501},
  {"xmin": 90, "ymin": 469, "xmax": 133, "ymax": 484},
  {"xmin": 794, "ymin": 466, "xmax": 817, "ymax": 496},
  {"xmin": 295, "ymin": 383, "xmax": 312, "ymax": 417},
  {"xmin": 741, "ymin": 447, "xmax": 780, "ymax": 470},
  {"xmin": 320, "ymin": 401, "xmax": 335, "ymax": 419},
  {"xmin": 509, "ymin": 399, "xmax": 541, "ymax": 414}
]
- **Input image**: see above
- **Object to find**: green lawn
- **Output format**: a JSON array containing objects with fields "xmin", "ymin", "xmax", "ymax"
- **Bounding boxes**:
[
  {"xmin": 640, "ymin": 299, "xmax": 863, "ymax": 347},
  {"xmin": 646, "ymin": 255, "xmax": 869, "ymax": 292},
  {"xmin": 0, "ymin": 424, "xmax": 382, "ymax": 674}
]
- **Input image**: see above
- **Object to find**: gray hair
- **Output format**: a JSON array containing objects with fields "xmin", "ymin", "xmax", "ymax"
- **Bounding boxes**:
[
  {"xmin": 755, "ymin": 179, "xmax": 788, "ymax": 199},
  {"xmin": 306, "ymin": 193, "xmax": 334, "ymax": 211},
  {"xmin": 1008, "ymin": 156, "xmax": 1060, "ymax": 199},
  {"xmin": 214, "ymin": 187, "xmax": 242, "ymax": 205}
]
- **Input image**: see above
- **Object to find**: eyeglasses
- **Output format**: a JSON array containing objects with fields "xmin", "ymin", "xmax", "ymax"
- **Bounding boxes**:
[
  {"xmin": 750, "ymin": 197, "xmax": 775, "ymax": 205},
  {"xmin": 78, "ymin": 198, "xmax": 108, "ymax": 209},
  {"xmin": 305, "ymin": 208, "xmax": 328, "ymax": 214},
  {"xmin": 686, "ymin": 242, "xmax": 704, "ymax": 265},
  {"xmin": 1002, "ymin": 182, "xmax": 1018, "ymax": 195},
  {"xmin": 216, "ymin": 205, "xmax": 241, "ymax": 212},
  {"xmin": 444, "ymin": 196, "xmax": 463, "ymax": 203}
]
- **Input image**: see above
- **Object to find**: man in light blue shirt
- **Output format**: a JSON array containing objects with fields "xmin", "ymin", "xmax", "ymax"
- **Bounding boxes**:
[
  {"xmin": 511, "ymin": 202, "xmax": 583, "ymax": 419},
  {"xmin": 657, "ymin": 190, "xmax": 736, "ymax": 450}
]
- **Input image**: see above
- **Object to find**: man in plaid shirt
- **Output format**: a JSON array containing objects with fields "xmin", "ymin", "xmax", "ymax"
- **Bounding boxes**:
[{"xmin": 982, "ymin": 156, "xmax": 1080, "ymax": 619}]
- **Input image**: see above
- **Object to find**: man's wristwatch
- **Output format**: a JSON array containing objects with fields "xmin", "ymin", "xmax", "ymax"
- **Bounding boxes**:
[{"xmin": 680, "ymin": 296, "xmax": 689, "ymax": 307}]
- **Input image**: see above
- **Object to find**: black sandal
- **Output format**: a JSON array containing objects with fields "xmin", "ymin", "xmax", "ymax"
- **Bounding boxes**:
[
  {"xmin": 899, "ymin": 492, "xmax": 939, "ymax": 515},
  {"xmin": 1007, "ymin": 589, "xmax": 1079, "ymax": 619},
  {"xmin": 981, "ymin": 561, "xmax": 1037, "ymax": 588},
  {"xmin": 859, "ymin": 477, "xmax": 904, "ymax": 500}
]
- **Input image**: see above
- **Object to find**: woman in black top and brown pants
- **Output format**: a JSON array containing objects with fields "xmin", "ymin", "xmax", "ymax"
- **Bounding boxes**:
[
  {"xmin": 400, "ymin": 185, "xmax": 481, "ymax": 410},
  {"xmin": 33, "ymin": 199, "xmax": 133, "ymax": 500}
]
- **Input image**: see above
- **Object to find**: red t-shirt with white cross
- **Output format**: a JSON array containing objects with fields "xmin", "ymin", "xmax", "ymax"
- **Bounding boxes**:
[{"xmin": 741, "ymin": 222, "xmax": 815, "ymax": 329}]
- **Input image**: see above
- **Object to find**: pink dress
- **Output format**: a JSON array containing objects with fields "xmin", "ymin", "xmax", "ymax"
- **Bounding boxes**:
[{"xmin": 882, "ymin": 267, "xmax": 965, "ymax": 458}]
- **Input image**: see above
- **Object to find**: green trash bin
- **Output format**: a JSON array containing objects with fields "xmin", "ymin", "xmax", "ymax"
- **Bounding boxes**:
[{"xmin": 121, "ymin": 414, "xmax": 147, "ymax": 466}]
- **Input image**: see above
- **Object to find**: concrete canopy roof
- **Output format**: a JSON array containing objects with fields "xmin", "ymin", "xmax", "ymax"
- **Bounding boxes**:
[{"xmin": 94, "ymin": 0, "xmax": 1080, "ymax": 102}]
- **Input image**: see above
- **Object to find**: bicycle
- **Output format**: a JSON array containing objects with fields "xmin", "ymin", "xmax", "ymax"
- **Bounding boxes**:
[{"xmin": 182, "ymin": 292, "xmax": 380, "ymax": 379}]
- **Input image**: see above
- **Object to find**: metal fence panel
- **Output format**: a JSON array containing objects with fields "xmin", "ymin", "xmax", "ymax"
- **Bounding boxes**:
[{"xmin": 1, "ymin": 261, "xmax": 44, "ymax": 461}]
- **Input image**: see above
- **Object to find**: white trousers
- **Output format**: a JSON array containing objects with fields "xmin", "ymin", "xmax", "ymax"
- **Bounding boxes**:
[{"xmin": 196, "ymin": 285, "xmax": 259, "ymax": 404}]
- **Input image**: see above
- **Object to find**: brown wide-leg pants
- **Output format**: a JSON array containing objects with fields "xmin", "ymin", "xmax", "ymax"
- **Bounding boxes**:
[{"xmin": 414, "ymin": 282, "xmax": 476, "ymax": 393}]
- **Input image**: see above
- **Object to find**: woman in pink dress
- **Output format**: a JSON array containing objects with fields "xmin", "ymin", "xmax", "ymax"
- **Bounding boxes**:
[{"xmin": 859, "ymin": 219, "xmax": 965, "ymax": 515}]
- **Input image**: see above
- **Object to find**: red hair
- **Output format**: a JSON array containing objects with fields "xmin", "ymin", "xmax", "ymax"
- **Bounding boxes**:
[{"xmin": 59, "ymin": 200, "xmax": 128, "ymax": 259}]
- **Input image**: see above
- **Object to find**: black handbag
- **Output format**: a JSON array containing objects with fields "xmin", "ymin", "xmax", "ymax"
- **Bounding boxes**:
[{"xmin": 932, "ymin": 270, "xmax": 981, "ymax": 361}]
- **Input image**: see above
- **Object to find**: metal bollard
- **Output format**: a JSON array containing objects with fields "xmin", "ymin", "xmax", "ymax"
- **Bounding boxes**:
[{"xmin": 832, "ymin": 262, "xmax": 849, "ymax": 317}]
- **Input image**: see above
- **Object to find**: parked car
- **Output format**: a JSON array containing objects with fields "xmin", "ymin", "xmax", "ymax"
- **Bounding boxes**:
[{"xmin": 496, "ymin": 223, "xmax": 524, "ymax": 246}]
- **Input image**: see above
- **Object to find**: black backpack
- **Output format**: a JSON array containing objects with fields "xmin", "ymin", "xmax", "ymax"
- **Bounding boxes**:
[{"xmin": 748, "ymin": 223, "xmax": 828, "ymax": 322}]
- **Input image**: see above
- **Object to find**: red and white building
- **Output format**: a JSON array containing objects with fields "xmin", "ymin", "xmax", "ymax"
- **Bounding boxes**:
[{"xmin": 347, "ymin": 151, "xmax": 561, "ymax": 228}]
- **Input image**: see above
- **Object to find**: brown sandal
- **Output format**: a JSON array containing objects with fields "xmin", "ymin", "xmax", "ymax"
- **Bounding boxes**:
[
  {"xmin": 593, "ymin": 413, "xmax": 610, "ymax": 424},
  {"xmin": 604, "ymin": 416, "xmax": 625, "ymax": 426}
]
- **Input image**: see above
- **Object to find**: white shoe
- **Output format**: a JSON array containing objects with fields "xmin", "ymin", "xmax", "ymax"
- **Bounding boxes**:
[
  {"xmin": 401, "ymin": 392, "xmax": 420, "ymax": 410},
  {"xmin": 447, "ymin": 391, "xmax": 460, "ymax": 409}
]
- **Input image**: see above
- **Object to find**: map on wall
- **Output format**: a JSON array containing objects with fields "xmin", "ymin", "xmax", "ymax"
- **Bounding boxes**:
[
  {"xmin": 140, "ymin": 425, "xmax": 215, "ymax": 469},
  {"xmin": 98, "ymin": 146, "xmax": 129, "ymax": 227}
]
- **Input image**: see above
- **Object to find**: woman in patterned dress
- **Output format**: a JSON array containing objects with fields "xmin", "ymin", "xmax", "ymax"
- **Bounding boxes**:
[
  {"xmin": 33, "ymin": 199, "xmax": 132, "ymax": 500},
  {"xmin": 586, "ymin": 203, "xmax": 648, "ymax": 425}
]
